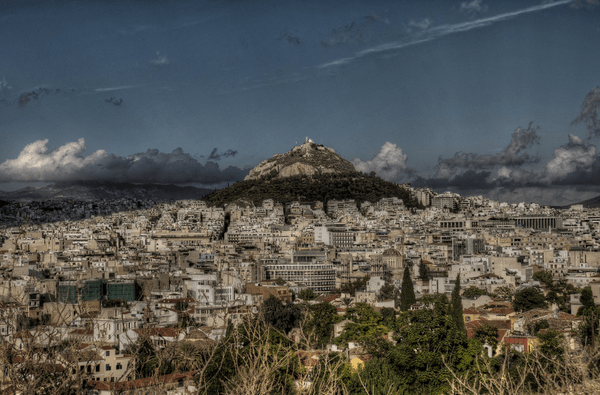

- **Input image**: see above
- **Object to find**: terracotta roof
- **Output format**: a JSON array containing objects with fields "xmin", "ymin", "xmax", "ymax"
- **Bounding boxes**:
[
  {"xmin": 487, "ymin": 307, "xmax": 515, "ymax": 315},
  {"xmin": 322, "ymin": 294, "xmax": 340, "ymax": 303},
  {"xmin": 14, "ymin": 331, "xmax": 33, "ymax": 339},
  {"xmin": 69, "ymin": 328, "xmax": 93, "ymax": 335}
]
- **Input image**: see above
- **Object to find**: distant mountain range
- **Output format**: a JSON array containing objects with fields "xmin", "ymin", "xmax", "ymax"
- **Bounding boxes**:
[
  {"xmin": 555, "ymin": 194, "xmax": 600, "ymax": 209},
  {"xmin": 0, "ymin": 182, "xmax": 213, "ymax": 202}
]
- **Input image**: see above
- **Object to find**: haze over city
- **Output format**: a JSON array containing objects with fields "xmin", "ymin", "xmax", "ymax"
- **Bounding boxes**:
[{"xmin": 1, "ymin": 0, "xmax": 600, "ymax": 205}]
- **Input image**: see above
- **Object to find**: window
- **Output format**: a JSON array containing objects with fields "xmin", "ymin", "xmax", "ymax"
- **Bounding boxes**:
[
  {"xmin": 96, "ymin": 365, "xmax": 100, "ymax": 372},
  {"xmin": 106, "ymin": 364, "xmax": 111, "ymax": 371},
  {"xmin": 116, "ymin": 363, "xmax": 122, "ymax": 370},
  {"xmin": 106, "ymin": 351, "xmax": 110, "ymax": 356}
]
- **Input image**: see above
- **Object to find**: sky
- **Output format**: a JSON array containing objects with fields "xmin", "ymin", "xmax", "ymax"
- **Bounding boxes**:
[{"xmin": 1, "ymin": 0, "xmax": 599, "ymax": 205}]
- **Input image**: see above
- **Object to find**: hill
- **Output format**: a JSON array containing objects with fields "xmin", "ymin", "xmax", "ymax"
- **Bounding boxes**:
[
  {"xmin": 203, "ymin": 172, "xmax": 421, "ymax": 208},
  {"xmin": 244, "ymin": 138, "xmax": 358, "ymax": 180},
  {"xmin": 557, "ymin": 194, "xmax": 600, "ymax": 209}
]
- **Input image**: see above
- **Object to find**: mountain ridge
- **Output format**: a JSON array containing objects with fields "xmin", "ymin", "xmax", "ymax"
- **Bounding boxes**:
[{"xmin": 0, "ymin": 181, "xmax": 213, "ymax": 202}]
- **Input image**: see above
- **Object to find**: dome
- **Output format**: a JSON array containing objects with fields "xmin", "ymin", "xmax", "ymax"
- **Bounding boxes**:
[{"xmin": 382, "ymin": 248, "xmax": 401, "ymax": 256}]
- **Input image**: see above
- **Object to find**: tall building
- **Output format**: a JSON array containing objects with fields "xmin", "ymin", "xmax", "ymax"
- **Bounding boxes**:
[{"xmin": 263, "ymin": 250, "xmax": 335, "ymax": 293}]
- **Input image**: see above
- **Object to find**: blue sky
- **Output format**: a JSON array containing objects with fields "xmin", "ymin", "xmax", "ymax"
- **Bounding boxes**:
[{"xmin": 1, "ymin": 0, "xmax": 599, "ymax": 205}]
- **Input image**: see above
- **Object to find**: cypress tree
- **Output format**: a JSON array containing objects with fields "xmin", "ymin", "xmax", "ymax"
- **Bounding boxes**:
[
  {"xmin": 400, "ymin": 266, "xmax": 416, "ymax": 311},
  {"xmin": 451, "ymin": 273, "xmax": 465, "ymax": 332}
]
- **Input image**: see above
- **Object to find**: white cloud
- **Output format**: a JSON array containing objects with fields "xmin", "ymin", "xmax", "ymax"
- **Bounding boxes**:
[
  {"xmin": 543, "ymin": 134, "xmax": 596, "ymax": 181},
  {"xmin": 0, "ymin": 139, "xmax": 247, "ymax": 185},
  {"xmin": 458, "ymin": 0, "xmax": 489, "ymax": 17},
  {"xmin": 150, "ymin": 52, "xmax": 171, "ymax": 66},
  {"xmin": 0, "ymin": 77, "xmax": 10, "ymax": 92},
  {"xmin": 352, "ymin": 142, "xmax": 409, "ymax": 181},
  {"xmin": 408, "ymin": 18, "xmax": 432, "ymax": 30}
]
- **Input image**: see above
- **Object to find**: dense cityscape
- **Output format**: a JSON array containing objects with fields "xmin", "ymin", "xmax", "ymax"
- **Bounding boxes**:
[
  {"xmin": 2, "ymin": 141, "xmax": 600, "ymax": 394},
  {"xmin": 2, "ymin": 0, "xmax": 600, "ymax": 393}
]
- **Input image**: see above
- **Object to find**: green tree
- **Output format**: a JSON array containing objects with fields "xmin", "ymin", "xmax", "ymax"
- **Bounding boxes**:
[
  {"xmin": 513, "ymin": 287, "xmax": 547, "ymax": 312},
  {"xmin": 532, "ymin": 319, "xmax": 550, "ymax": 335},
  {"xmin": 298, "ymin": 288, "xmax": 316, "ymax": 301},
  {"xmin": 344, "ymin": 358, "xmax": 406, "ymax": 395},
  {"xmin": 577, "ymin": 286, "xmax": 600, "ymax": 348},
  {"xmin": 451, "ymin": 273, "xmax": 465, "ymax": 333},
  {"xmin": 538, "ymin": 329, "xmax": 564, "ymax": 360},
  {"xmin": 336, "ymin": 304, "xmax": 392, "ymax": 357},
  {"xmin": 462, "ymin": 286, "xmax": 487, "ymax": 299},
  {"xmin": 378, "ymin": 282, "xmax": 400, "ymax": 306},
  {"xmin": 381, "ymin": 298, "xmax": 476, "ymax": 394},
  {"xmin": 261, "ymin": 295, "xmax": 302, "ymax": 334},
  {"xmin": 418, "ymin": 260, "xmax": 430, "ymax": 281},
  {"xmin": 533, "ymin": 270, "xmax": 554, "ymax": 288},
  {"xmin": 304, "ymin": 302, "xmax": 341, "ymax": 349},
  {"xmin": 399, "ymin": 266, "xmax": 416, "ymax": 311},
  {"xmin": 380, "ymin": 307, "xmax": 397, "ymax": 330},
  {"xmin": 548, "ymin": 279, "xmax": 580, "ymax": 312},
  {"xmin": 490, "ymin": 286, "xmax": 514, "ymax": 301},
  {"xmin": 341, "ymin": 275, "xmax": 370, "ymax": 296},
  {"xmin": 578, "ymin": 286, "xmax": 596, "ymax": 315},
  {"xmin": 275, "ymin": 277, "xmax": 286, "ymax": 286},
  {"xmin": 474, "ymin": 322, "xmax": 499, "ymax": 349}
]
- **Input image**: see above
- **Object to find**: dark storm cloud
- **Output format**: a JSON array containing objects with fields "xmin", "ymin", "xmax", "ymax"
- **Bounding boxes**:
[
  {"xmin": 208, "ymin": 148, "xmax": 238, "ymax": 161},
  {"xmin": 413, "ymin": 170, "xmax": 494, "ymax": 190},
  {"xmin": 320, "ymin": 15, "xmax": 382, "ymax": 48},
  {"xmin": 277, "ymin": 30, "xmax": 303, "ymax": 46},
  {"xmin": 1, "ymin": 87, "xmax": 74, "ymax": 109},
  {"xmin": 105, "ymin": 97, "xmax": 123, "ymax": 106},
  {"xmin": 0, "ymin": 139, "xmax": 249, "ymax": 185},
  {"xmin": 572, "ymin": 86, "xmax": 600, "ymax": 138},
  {"xmin": 435, "ymin": 124, "xmax": 540, "ymax": 178}
]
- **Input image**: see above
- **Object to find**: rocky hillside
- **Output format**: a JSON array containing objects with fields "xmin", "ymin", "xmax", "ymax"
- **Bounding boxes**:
[{"xmin": 244, "ymin": 138, "xmax": 357, "ymax": 181}]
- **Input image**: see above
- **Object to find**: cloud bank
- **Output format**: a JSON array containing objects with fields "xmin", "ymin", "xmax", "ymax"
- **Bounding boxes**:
[
  {"xmin": 435, "ymin": 124, "xmax": 540, "ymax": 178},
  {"xmin": 0, "ymin": 139, "xmax": 249, "ymax": 185}
]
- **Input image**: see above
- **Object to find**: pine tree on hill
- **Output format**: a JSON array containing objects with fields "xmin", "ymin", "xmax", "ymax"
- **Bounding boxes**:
[
  {"xmin": 451, "ymin": 273, "xmax": 465, "ymax": 333},
  {"xmin": 400, "ymin": 266, "xmax": 416, "ymax": 311}
]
